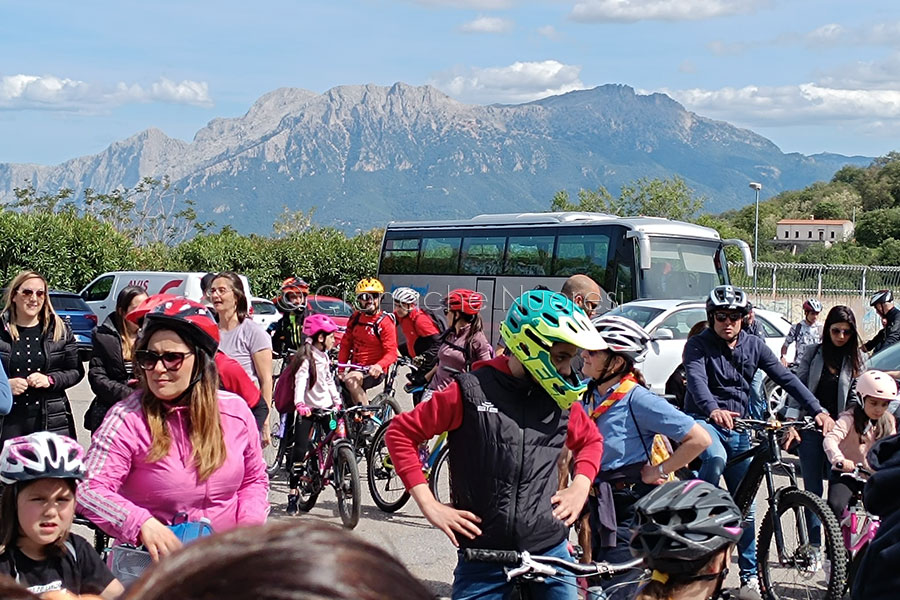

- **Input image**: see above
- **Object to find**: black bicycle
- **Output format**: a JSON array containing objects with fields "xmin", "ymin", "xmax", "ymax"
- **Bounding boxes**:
[{"xmin": 727, "ymin": 417, "xmax": 847, "ymax": 599}]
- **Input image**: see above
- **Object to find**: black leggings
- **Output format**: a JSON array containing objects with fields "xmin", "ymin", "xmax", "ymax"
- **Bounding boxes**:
[
  {"xmin": 288, "ymin": 413, "xmax": 330, "ymax": 489},
  {"xmin": 827, "ymin": 477, "xmax": 856, "ymax": 520}
]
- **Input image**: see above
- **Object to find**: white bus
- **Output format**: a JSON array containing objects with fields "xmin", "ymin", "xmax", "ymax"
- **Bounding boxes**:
[{"xmin": 378, "ymin": 212, "xmax": 752, "ymax": 345}]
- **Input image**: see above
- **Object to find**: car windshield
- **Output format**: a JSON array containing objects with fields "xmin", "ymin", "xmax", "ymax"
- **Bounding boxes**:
[
  {"xmin": 642, "ymin": 237, "xmax": 728, "ymax": 299},
  {"xmin": 252, "ymin": 301, "xmax": 277, "ymax": 315},
  {"xmin": 605, "ymin": 304, "xmax": 665, "ymax": 329},
  {"xmin": 868, "ymin": 343, "xmax": 900, "ymax": 371},
  {"xmin": 309, "ymin": 297, "xmax": 353, "ymax": 317}
]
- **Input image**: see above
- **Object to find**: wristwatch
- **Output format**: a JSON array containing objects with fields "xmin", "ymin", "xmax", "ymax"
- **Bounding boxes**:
[
  {"xmin": 657, "ymin": 464, "xmax": 666, "ymax": 478},
  {"xmin": 835, "ymin": 460, "xmax": 845, "ymax": 471}
]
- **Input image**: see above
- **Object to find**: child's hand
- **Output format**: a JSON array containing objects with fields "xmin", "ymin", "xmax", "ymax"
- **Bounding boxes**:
[
  {"xmin": 297, "ymin": 404, "xmax": 312, "ymax": 417},
  {"xmin": 419, "ymin": 497, "xmax": 481, "ymax": 547},
  {"xmin": 551, "ymin": 474, "xmax": 591, "ymax": 526}
]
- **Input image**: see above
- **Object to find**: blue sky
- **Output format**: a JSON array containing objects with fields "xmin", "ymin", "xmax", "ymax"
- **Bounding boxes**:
[{"xmin": 2, "ymin": 0, "xmax": 899, "ymax": 165}]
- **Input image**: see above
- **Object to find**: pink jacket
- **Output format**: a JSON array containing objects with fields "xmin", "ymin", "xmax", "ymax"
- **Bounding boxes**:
[
  {"xmin": 77, "ymin": 391, "xmax": 269, "ymax": 544},
  {"xmin": 823, "ymin": 410, "xmax": 897, "ymax": 470}
]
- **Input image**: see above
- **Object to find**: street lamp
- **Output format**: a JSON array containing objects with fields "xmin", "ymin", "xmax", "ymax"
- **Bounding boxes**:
[{"xmin": 749, "ymin": 182, "xmax": 762, "ymax": 292}]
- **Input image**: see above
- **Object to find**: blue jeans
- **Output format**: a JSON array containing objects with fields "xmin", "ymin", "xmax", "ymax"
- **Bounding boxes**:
[
  {"xmin": 695, "ymin": 420, "xmax": 757, "ymax": 581},
  {"xmin": 749, "ymin": 370, "xmax": 767, "ymax": 420},
  {"xmin": 452, "ymin": 539, "xmax": 577, "ymax": 600},
  {"xmin": 797, "ymin": 429, "xmax": 829, "ymax": 547}
]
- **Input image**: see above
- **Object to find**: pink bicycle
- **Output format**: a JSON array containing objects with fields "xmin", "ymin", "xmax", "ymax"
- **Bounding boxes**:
[{"xmin": 837, "ymin": 465, "xmax": 880, "ymax": 595}]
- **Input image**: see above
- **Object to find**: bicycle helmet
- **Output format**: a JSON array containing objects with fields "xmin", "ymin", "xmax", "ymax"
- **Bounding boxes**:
[
  {"xmin": 500, "ymin": 290, "xmax": 606, "ymax": 410},
  {"xmin": 630, "ymin": 480, "xmax": 743, "ymax": 575},
  {"xmin": 447, "ymin": 289, "xmax": 484, "ymax": 315},
  {"xmin": 143, "ymin": 298, "xmax": 220, "ymax": 358},
  {"xmin": 0, "ymin": 432, "xmax": 86, "ymax": 485},
  {"xmin": 871, "ymin": 290, "xmax": 893, "ymax": 306},
  {"xmin": 302, "ymin": 313, "xmax": 339, "ymax": 339},
  {"xmin": 803, "ymin": 298, "xmax": 823, "ymax": 313},
  {"xmin": 355, "ymin": 278, "xmax": 385, "ymax": 296},
  {"xmin": 856, "ymin": 370, "xmax": 898, "ymax": 401},
  {"xmin": 281, "ymin": 277, "xmax": 310, "ymax": 294},
  {"xmin": 705, "ymin": 285, "xmax": 749, "ymax": 315},
  {"xmin": 125, "ymin": 293, "xmax": 179, "ymax": 325},
  {"xmin": 590, "ymin": 315, "xmax": 651, "ymax": 364},
  {"xmin": 391, "ymin": 287, "xmax": 420, "ymax": 306}
]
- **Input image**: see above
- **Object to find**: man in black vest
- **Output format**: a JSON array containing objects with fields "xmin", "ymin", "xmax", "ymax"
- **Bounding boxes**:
[{"xmin": 386, "ymin": 290, "xmax": 606, "ymax": 600}]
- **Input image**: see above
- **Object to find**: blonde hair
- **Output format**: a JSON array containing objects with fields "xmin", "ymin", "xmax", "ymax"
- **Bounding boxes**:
[
  {"xmin": 2, "ymin": 271, "xmax": 65, "ymax": 343},
  {"xmin": 632, "ymin": 550, "xmax": 728, "ymax": 600},
  {"xmin": 137, "ymin": 325, "xmax": 226, "ymax": 482}
]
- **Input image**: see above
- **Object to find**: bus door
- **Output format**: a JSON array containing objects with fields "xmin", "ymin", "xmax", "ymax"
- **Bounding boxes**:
[{"xmin": 476, "ymin": 277, "xmax": 499, "ymax": 347}]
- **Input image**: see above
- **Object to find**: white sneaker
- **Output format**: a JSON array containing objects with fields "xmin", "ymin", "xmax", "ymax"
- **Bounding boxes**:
[{"xmin": 738, "ymin": 578, "xmax": 762, "ymax": 600}]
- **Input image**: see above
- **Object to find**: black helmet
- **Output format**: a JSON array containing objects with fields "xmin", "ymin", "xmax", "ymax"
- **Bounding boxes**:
[
  {"xmin": 630, "ymin": 480, "xmax": 742, "ymax": 574},
  {"xmin": 705, "ymin": 285, "xmax": 749, "ymax": 315},
  {"xmin": 871, "ymin": 290, "xmax": 893, "ymax": 307}
]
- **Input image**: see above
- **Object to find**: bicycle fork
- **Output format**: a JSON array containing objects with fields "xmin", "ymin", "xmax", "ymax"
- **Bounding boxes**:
[{"xmin": 764, "ymin": 463, "xmax": 814, "ymax": 567}]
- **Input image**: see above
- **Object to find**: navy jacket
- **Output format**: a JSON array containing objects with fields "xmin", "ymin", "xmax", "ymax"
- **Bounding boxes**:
[
  {"xmin": 683, "ymin": 328, "xmax": 823, "ymax": 418},
  {"xmin": 865, "ymin": 306, "xmax": 900, "ymax": 354}
]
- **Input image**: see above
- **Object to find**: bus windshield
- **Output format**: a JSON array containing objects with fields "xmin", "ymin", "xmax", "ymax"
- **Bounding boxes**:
[{"xmin": 641, "ymin": 237, "xmax": 727, "ymax": 299}]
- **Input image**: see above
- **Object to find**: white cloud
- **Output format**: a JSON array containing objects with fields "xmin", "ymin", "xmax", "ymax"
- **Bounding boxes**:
[
  {"xmin": 708, "ymin": 21, "xmax": 900, "ymax": 56},
  {"xmin": 430, "ymin": 60, "xmax": 585, "ymax": 104},
  {"xmin": 0, "ymin": 74, "xmax": 212, "ymax": 110},
  {"xmin": 459, "ymin": 16, "xmax": 514, "ymax": 33},
  {"xmin": 569, "ymin": 0, "xmax": 769, "ymax": 23},
  {"xmin": 537, "ymin": 25, "xmax": 560, "ymax": 39},
  {"xmin": 409, "ymin": 0, "xmax": 513, "ymax": 8}
]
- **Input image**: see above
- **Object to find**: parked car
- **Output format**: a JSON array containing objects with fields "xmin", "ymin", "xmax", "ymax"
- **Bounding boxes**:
[
  {"xmin": 250, "ymin": 297, "xmax": 282, "ymax": 329},
  {"xmin": 307, "ymin": 295, "xmax": 353, "ymax": 345},
  {"xmin": 50, "ymin": 290, "xmax": 98, "ymax": 362},
  {"xmin": 603, "ymin": 299, "xmax": 792, "ymax": 402}
]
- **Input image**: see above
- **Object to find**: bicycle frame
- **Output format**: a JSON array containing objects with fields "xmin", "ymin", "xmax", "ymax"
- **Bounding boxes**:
[
  {"xmin": 421, "ymin": 431, "xmax": 447, "ymax": 478},
  {"xmin": 306, "ymin": 411, "xmax": 351, "ymax": 485},
  {"xmin": 840, "ymin": 472, "xmax": 880, "ymax": 556}
]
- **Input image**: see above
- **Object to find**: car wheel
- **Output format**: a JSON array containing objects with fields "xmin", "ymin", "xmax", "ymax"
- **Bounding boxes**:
[{"xmin": 764, "ymin": 377, "xmax": 789, "ymax": 416}]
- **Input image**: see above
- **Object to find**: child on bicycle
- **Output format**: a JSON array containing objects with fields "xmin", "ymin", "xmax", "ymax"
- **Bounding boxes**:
[
  {"xmin": 0, "ymin": 432, "xmax": 123, "ymax": 598},
  {"xmin": 823, "ymin": 369, "xmax": 897, "ymax": 519},
  {"xmin": 285, "ymin": 314, "xmax": 342, "ymax": 515},
  {"xmin": 386, "ymin": 290, "xmax": 605, "ymax": 600}
]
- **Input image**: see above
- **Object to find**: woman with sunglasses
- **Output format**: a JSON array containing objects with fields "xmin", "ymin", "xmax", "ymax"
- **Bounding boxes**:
[
  {"xmin": 77, "ymin": 298, "xmax": 268, "ymax": 561},
  {"xmin": 0, "ymin": 271, "xmax": 83, "ymax": 446},
  {"xmin": 425, "ymin": 289, "xmax": 492, "ymax": 396},
  {"xmin": 581, "ymin": 315, "xmax": 710, "ymax": 598}
]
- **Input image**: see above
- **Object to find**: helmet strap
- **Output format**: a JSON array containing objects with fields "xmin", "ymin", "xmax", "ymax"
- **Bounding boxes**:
[{"xmin": 595, "ymin": 354, "xmax": 628, "ymax": 389}]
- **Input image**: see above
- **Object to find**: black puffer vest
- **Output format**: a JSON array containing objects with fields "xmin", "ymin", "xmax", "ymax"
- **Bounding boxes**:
[{"xmin": 449, "ymin": 368, "xmax": 570, "ymax": 552}]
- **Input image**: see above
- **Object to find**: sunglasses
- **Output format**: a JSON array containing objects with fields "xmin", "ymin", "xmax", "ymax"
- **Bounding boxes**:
[
  {"xmin": 830, "ymin": 326, "xmax": 853, "ymax": 336},
  {"xmin": 135, "ymin": 350, "xmax": 193, "ymax": 371},
  {"xmin": 357, "ymin": 293, "xmax": 376, "ymax": 303},
  {"xmin": 17, "ymin": 288, "xmax": 45, "ymax": 298},
  {"xmin": 583, "ymin": 300, "xmax": 600, "ymax": 313},
  {"xmin": 714, "ymin": 312, "xmax": 743, "ymax": 323}
]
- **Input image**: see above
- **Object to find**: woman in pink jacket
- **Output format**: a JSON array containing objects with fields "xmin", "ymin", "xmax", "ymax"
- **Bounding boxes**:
[{"xmin": 77, "ymin": 298, "xmax": 269, "ymax": 560}]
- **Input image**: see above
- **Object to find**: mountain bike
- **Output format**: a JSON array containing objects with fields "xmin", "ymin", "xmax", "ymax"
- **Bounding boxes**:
[
  {"xmin": 835, "ymin": 465, "xmax": 879, "ymax": 595},
  {"xmin": 293, "ymin": 406, "xmax": 364, "ymax": 528},
  {"xmin": 727, "ymin": 417, "xmax": 847, "ymax": 599},
  {"xmin": 338, "ymin": 361, "xmax": 402, "ymax": 463},
  {"xmin": 367, "ymin": 423, "xmax": 449, "ymax": 512},
  {"xmin": 462, "ymin": 547, "xmax": 646, "ymax": 600}
]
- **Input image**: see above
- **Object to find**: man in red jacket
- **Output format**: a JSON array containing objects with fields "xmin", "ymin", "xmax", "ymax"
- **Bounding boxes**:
[{"xmin": 386, "ymin": 290, "xmax": 606, "ymax": 600}]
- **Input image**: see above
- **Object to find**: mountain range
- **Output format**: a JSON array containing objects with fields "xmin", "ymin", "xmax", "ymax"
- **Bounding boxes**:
[{"xmin": 0, "ymin": 83, "xmax": 872, "ymax": 234}]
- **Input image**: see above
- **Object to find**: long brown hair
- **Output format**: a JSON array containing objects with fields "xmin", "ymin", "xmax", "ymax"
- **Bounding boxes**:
[
  {"xmin": 632, "ymin": 549, "xmax": 729, "ymax": 600},
  {"xmin": 0, "ymin": 480, "xmax": 76, "ymax": 556},
  {"xmin": 212, "ymin": 272, "xmax": 249, "ymax": 322},
  {"xmin": 283, "ymin": 334, "xmax": 331, "ymax": 391},
  {"xmin": 114, "ymin": 285, "xmax": 148, "ymax": 361},
  {"xmin": 822, "ymin": 305, "xmax": 863, "ymax": 377},
  {"xmin": 137, "ymin": 324, "xmax": 226, "ymax": 482},
  {"xmin": 2, "ymin": 271, "xmax": 66, "ymax": 343}
]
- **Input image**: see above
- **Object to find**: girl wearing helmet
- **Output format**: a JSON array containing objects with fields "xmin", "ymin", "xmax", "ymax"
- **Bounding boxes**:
[
  {"xmin": 385, "ymin": 290, "xmax": 605, "ymax": 600},
  {"xmin": 391, "ymin": 287, "xmax": 441, "ymax": 361},
  {"xmin": 823, "ymin": 369, "xmax": 897, "ymax": 519},
  {"xmin": 425, "ymin": 289, "xmax": 493, "ymax": 395},
  {"xmin": 77, "ymin": 298, "xmax": 268, "ymax": 562},
  {"xmin": 580, "ymin": 315, "xmax": 711, "ymax": 595},
  {"xmin": 283, "ymin": 314, "xmax": 342, "ymax": 515},
  {"xmin": 780, "ymin": 298, "xmax": 823, "ymax": 366},
  {"xmin": 0, "ymin": 432, "xmax": 124, "ymax": 598}
]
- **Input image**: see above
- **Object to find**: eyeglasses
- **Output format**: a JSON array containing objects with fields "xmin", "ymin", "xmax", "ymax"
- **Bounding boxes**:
[
  {"xmin": 357, "ymin": 293, "xmax": 376, "ymax": 303},
  {"xmin": 830, "ymin": 326, "xmax": 853, "ymax": 336},
  {"xmin": 587, "ymin": 348, "xmax": 608, "ymax": 357},
  {"xmin": 135, "ymin": 350, "xmax": 193, "ymax": 371},
  {"xmin": 17, "ymin": 288, "xmax": 45, "ymax": 299},
  {"xmin": 714, "ymin": 312, "xmax": 743, "ymax": 323},
  {"xmin": 583, "ymin": 300, "xmax": 600, "ymax": 314},
  {"xmin": 206, "ymin": 287, "xmax": 231, "ymax": 297}
]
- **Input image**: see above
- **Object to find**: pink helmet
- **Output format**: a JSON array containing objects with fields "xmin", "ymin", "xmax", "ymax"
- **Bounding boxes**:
[
  {"xmin": 302, "ymin": 313, "xmax": 339, "ymax": 339},
  {"xmin": 0, "ymin": 432, "xmax": 86, "ymax": 485},
  {"xmin": 856, "ymin": 370, "xmax": 898, "ymax": 401}
]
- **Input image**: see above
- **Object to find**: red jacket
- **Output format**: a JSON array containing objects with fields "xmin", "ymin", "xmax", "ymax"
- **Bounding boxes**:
[
  {"xmin": 216, "ymin": 352, "xmax": 261, "ymax": 408},
  {"xmin": 338, "ymin": 311, "xmax": 398, "ymax": 372},
  {"xmin": 398, "ymin": 308, "xmax": 439, "ymax": 357},
  {"xmin": 385, "ymin": 355, "xmax": 603, "ymax": 490}
]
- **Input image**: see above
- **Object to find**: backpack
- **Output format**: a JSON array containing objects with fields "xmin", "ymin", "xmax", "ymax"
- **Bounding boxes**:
[
  {"xmin": 347, "ymin": 311, "xmax": 393, "ymax": 342},
  {"xmin": 422, "ymin": 307, "xmax": 447, "ymax": 334},
  {"xmin": 273, "ymin": 366, "xmax": 298, "ymax": 414}
]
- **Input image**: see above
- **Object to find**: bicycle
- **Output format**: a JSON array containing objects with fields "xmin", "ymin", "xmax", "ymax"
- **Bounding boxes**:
[
  {"xmin": 292, "ymin": 405, "xmax": 364, "ymax": 528},
  {"xmin": 835, "ymin": 465, "xmax": 879, "ymax": 595},
  {"xmin": 462, "ymin": 547, "xmax": 646, "ymax": 600},
  {"xmin": 366, "ymin": 424, "xmax": 449, "ymax": 512},
  {"xmin": 727, "ymin": 417, "xmax": 848, "ymax": 599}
]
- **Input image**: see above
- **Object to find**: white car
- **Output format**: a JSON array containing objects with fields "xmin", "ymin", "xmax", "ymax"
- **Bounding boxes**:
[
  {"xmin": 603, "ymin": 299, "xmax": 793, "ymax": 399},
  {"xmin": 250, "ymin": 297, "xmax": 282, "ymax": 329}
]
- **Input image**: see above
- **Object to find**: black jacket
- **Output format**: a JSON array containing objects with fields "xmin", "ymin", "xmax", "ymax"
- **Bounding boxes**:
[
  {"xmin": 865, "ymin": 306, "xmax": 900, "ymax": 354},
  {"xmin": 448, "ymin": 368, "xmax": 569, "ymax": 553},
  {"xmin": 0, "ymin": 313, "xmax": 83, "ymax": 437},
  {"xmin": 86, "ymin": 315, "xmax": 134, "ymax": 432},
  {"xmin": 852, "ymin": 434, "xmax": 900, "ymax": 599}
]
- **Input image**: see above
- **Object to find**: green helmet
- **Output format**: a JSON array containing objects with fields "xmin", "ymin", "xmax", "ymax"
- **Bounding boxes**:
[{"xmin": 500, "ymin": 290, "xmax": 607, "ymax": 409}]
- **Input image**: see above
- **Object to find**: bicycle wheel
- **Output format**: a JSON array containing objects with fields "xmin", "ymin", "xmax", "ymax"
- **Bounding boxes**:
[
  {"xmin": 264, "ymin": 415, "xmax": 284, "ymax": 475},
  {"xmin": 296, "ymin": 453, "xmax": 321, "ymax": 512},
  {"xmin": 334, "ymin": 444, "xmax": 361, "ymax": 529},
  {"xmin": 370, "ymin": 392, "xmax": 402, "ymax": 423},
  {"xmin": 366, "ymin": 421, "xmax": 410, "ymax": 512},
  {"xmin": 758, "ymin": 488, "xmax": 847, "ymax": 599},
  {"xmin": 429, "ymin": 445, "xmax": 451, "ymax": 505}
]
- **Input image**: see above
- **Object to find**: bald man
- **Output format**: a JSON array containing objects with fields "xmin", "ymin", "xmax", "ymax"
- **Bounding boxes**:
[{"xmin": 561, "ymin": 274, "xmax": 604, "ymax": 317}]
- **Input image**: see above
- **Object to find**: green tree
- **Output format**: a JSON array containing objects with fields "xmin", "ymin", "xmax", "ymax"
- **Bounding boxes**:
[
  {"xmin": 618, "ymin": 176, "xmax": 704, "ymax": 220},
  {"xmin": 855, "ymin": 208, "xmax": 900, "ymax": 247},
  {"xmin": 812, "ymin": 199, "xmax": 843, "ymax": 220},
  {"xmin": 549, "ymin": 186, "xmax": 619, "ymax": 213}
]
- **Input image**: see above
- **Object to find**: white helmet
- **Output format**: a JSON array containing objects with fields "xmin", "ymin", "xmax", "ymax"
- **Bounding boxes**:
[
  {"xmin": 0, "ymin": 432, "xmax": 86, "ymax": 485},
  {"xmin": 391, "ymin": 287, "xmax": 420, "ymax": 306},
  {"xmin": 706, "ymin": 285, "xmax": 749, "ymax": 315},
  {"xmin": 590, "ymin": 315, "xmax": 651, "ymax": 363}
]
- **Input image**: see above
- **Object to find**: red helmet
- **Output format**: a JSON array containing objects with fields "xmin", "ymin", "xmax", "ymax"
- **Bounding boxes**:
[
  {"xmin": 125, "ymin": 293, "xmax": 179, "ymax": 325},
  {"xmin": 447, "ymin": 289, "xmax": 484, "ymax": 315},
  {"xmin": 144, "ymin": 298, "xmax": 220, "ymax": 357},
  {"xmin": 281, "ymin": 277, "xmax": 310, "ymax": 294}
]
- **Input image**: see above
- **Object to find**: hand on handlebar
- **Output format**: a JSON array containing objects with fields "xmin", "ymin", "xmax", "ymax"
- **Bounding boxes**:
[
  {"xmin": 833, "ymin": 460, "xmax": 855, "ymax": 473},
  {"xmin": 781, "ymin": 426, "xmax": 801, "ymax": 450},
  {"xmin": 815, "ymin": 411, "xmax": 835, "ymax": 434},
  {"xmin": 368, "ymin": 364, "xmax": 384, "ymax": 378},
  {"xmin": 710, "ymin": 409, "xmax": 741, "ymax": 430}
]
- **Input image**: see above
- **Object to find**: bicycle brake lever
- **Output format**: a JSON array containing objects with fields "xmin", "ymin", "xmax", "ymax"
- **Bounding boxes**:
[{"xmin": 505, "ymin": 552, "xmax": 557, "ymax": 580}]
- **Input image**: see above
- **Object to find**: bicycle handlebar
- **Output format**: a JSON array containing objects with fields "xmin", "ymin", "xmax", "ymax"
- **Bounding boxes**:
[
  {"xmin": 836, "ymin": 464, "xmax": 873, "ymax": 482},
  {"xmin": 334, "ymin": 362, "xmax": 370, "ymax": 372},
  {"xmin": 463, "ymin": 548, "xmax": 645, "ymax": 578},
  {"xmin": 731, "ymin": 416, "xmax": 818, "ymax": 432}
]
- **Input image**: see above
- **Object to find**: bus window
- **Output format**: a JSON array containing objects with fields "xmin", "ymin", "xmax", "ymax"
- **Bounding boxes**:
[
  {"xmin": 614, "ymin": 238, "xmax": 635, "ymax": 304},
  {"xmin": 506, "ymin": 235, "xmax": 554, "ymax": 276},
  {"xmin": 420, "ymin": 236, "xmax": 461, "ymax": 274},
  {"xmin": 643, "ymin": 238, "xmax": 725, "ymax": 299},
  {"xmin": 461, "ymin": 236, "xmax": 506, "ymax": 275},
  {"xmin": 554, "ymin": 232, "xmax": 611, "ymax": 284},
  {"xmin": 381, "ymin": 238, "xmax": 420, "ymax": 274}
]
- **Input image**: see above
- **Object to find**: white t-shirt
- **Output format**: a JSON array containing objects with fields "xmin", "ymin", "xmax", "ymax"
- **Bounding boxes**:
[{"xmin": 218, "ymin": 318, "xmax": 272, "ymax": 385}]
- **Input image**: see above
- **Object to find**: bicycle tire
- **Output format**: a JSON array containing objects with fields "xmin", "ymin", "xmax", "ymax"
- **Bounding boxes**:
[
  {"xmin": 264, "ymin": 420, "xmax": 284, "ymax": 475},
  {"xmin": 366, "ymin": 420, "xmax": 411, "ymax": 513},
  {"xmin": 370, "ymin": 392, "xmax": 402, "ymax": 422},
  {"xmin": 429, "ymin": 445, "xmax": 451, "ymax": 505},
  {"xmin": 757, "ymin": 488, "xmax": 847, "ymax": 600},
  {"xmin": 334, "ymin": 444, "xmax": 361, "ymax": 529},
  {"xmin": 296, "ymin": 453, "xmax": 321, "ymax": 512}
]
